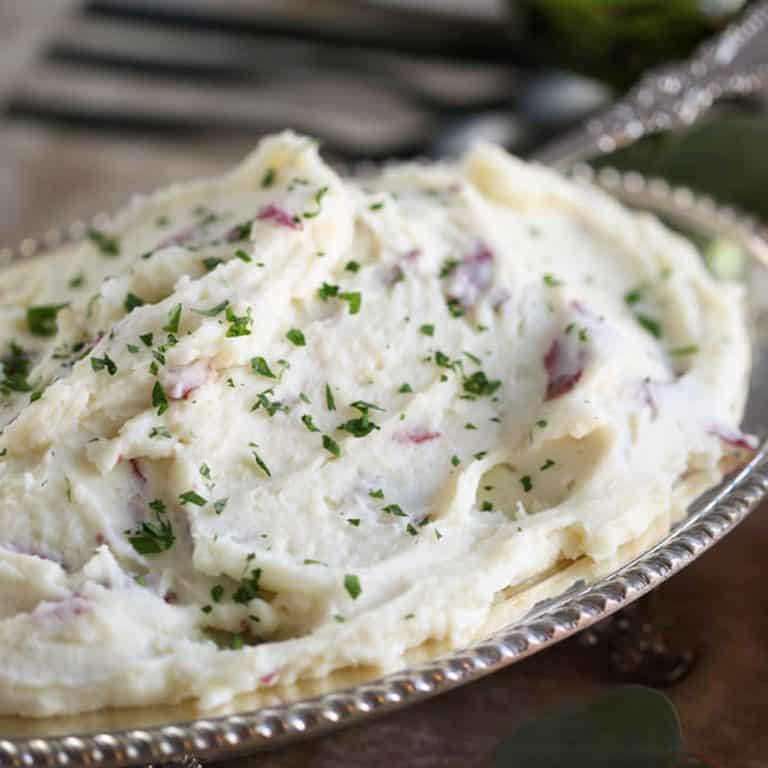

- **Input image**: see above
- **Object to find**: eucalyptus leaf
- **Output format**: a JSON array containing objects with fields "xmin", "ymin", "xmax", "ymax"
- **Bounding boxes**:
[{"xmin": 495, "ymin": 686, "xmax": 682, "ymax": 768}]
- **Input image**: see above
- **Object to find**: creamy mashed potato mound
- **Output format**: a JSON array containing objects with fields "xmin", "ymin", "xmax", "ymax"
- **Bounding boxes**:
[{"xmin": 0, "ymin": 133, "xmax": 753, "ymax": 716}]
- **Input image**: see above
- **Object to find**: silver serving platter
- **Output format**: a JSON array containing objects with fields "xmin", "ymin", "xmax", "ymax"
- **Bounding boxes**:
[{"xmin": 0, "ymin": 167, "xmax": 767, "ymax": 768}]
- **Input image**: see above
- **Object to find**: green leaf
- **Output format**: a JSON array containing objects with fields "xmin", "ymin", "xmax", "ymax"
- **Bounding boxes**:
[
  {"xmin": 87, "ymin": 228, "xmax": 120, "ymax": 256},
  {"xmin": 286, "ymin": 328, "xmax": 306, "ymax": 346},
  {"xmin": 322, "ymin": 434, "xmax": 340, "ymax": 457},
  {"xmin": 251, "ymin": 356, "xmax": 276, "ymax": 379},
  {"xmin": 163, "ymin": 303, "xmax": 182, "ymax": 334},
  {"xmin": 27, "ymin": 304, "xmax": 68, "ymax": 337},
  {"xmin": 193, "ymin": 300, "xmax": 229, "ymax": 317},
  {"xmin": 344, "ymin": 573, "xmax": 361, "ymax": 600},
  {"xmin": 124, "ymin": 293, "xmax": 145, "ymax": 313},
  {"xmin": 495, "ymin": 687, "xmax": 682, "ymax": 768},
  {"xmin": 152, "ymin": 380, "xmax": 169, "ymax": 415}
]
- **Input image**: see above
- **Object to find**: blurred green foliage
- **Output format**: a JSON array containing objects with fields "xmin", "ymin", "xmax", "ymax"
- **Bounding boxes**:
[{"xmin": 599, "ymin": 114, "xmax": 768, "ymax": 219}]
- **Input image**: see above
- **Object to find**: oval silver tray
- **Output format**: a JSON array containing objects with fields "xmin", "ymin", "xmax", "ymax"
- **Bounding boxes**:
[{"xmin": 1, "ymin": 167, "xmax": 767, "ymax": 768}]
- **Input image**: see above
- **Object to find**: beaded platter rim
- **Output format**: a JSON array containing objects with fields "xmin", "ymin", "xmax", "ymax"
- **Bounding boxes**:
[{"xmin": 1, "ymin": 166, "xmax": 767, "ymax": 768}]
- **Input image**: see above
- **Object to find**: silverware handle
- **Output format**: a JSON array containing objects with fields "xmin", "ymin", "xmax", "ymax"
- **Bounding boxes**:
[{"xmin": 533, "ymin": 0, "xmax": 768, "ymax": 168}]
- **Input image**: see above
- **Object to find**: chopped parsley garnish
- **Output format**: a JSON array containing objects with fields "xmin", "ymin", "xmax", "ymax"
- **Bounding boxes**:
[
  {"xmin": 540, "ymin": 458, "xmax": 556, "ymax": 471},
  {"xmin": 624, "ymin": 285, "xmax": 646, "ymax": 305},
  {"xmin": 536, "ymin": 419, "xmax": 547, "ymax": 428},
  {"xmin": 152, "ymin": 380, "xmax": 169, "ymax": 415},
  {"xmin": 235, "ymin": 248, "xmax": 252, "ymax": 263},
  {"xmin": 213, "ymin": 498, "xmax": 228, "ymax": 515},
  {"xmin": 124, "ymin": 293, "xmax": 144, "ymax": 313},
  {"xmin": 301, "ymin": 414, "xmax": 320, "ymax": 432},
  {"xmin": 225, "ymin": 306, "xmax": 253, "ymax": 337},
  {"xmin": 578, "ymin": 327, "xmax": 589, "ymax": 343},
  {"xmin": 481, "ymin": 501, "xmax": 493, "ymax": 512},
  {"xmin": 668, "ymin": 345, "xmax": 699, "ymax": 357},
  {"xmin": 345, "ymin": 261, "xmax": 360, "ymax": 273},
  {"xmin": 179, "ymin": 490, "xmax": 207, "ymax": 506},
  {"xmin": 434, "ymin": 350, "xmax": 456, "ymax": 369},
  {"xmin": 446, "ymin": 298, "xmax": 465, "ymax": 318},
  {"xmin": 200, "ymin": 463, "xmax": 213, "ymax": 486},
  {"xmin": 230, "ymin": 633, "xmax": 245, "ymax": 650},
  {"xmin": 369, "ymin": 488, "xmax": 384, "ymax": 499},
  {"xmin": 87, "ymin": 228, "xmax": 120, "ymax": 256},
  {"xmin": 347, "ymin": 518, "xmax": 361, "ymax": 526},
  {"xmin": 325, "ymin": 383, "xmax": 336, "ymax": 411},
  {"xmin": 68, "ymin": 272, "xmax": 85, "ymax": 289},
  {"xmin": 65, "ymin": 476, "xmax": 73, "ymax": 503},
  {"xmin": 383, "ymin": 503, "xmax": 406, "ymax": 517},
  {"xmin": 140, "ymin": 333, "xmax": 154, "ymax": 347},
  {"xmin": 233, "ymin": 568, "xmax": 262, "ymax": 604},
  {"xmin": 91, "ymin": 354, "xmax": 117, "ymax": 376},
  {"xmin": 304, "ymin": 558, "xmax": 327, "ymax": 566},
  {"xmin": 27, "ymin": 304, "xmax": 68, "ymax": 337},
  {"xmin": 193, "ymin": 300, "xmax": 229, "ymax": 317},
  {"xmin": 149, "ymin": 425, "xmax": 171, "ymax": 439},
  {"xmin": 0, "ymin": 342, "xmax": 32, "ymax": 392},
  {"xmin": 249, "ymin": 443, "xmax": 271, "ymax": 477},
  {"xmin": 340, "ymin": 291, "xmax": 362, "ymax": 314},
  {"xmin": 439, "ymin": 259, "xmax": 459, "ymax": 278},
  {"xmin": 543, "ymin": 274, "xmax": 563, "ymax": 287},
  {"xmin": 520, "ymin": 475, "xmax": 533, "ymax": 492},
  {"xmin": 451, "ymin": 455, "xmax": 461, "ymax": 466},
  {"xmin": 337, "ymin": 401, "xmax": 382, "ymax": 438},
  {"xmin": 419, "ymin": 324, "xmax": 435, "ymax": 336},
  {"xmin": 252, "ymin": 388, "xmax": 285, "ymax": 416},
  {"xmin": 299, "ymin": 392, "xmax": 311, "ymax": 404},
  {"xmin": 322, "ymin": 434, "xmax": 341, "ymax": 457},
  {"xmin": 126, "ymin": 499, "xmax": 174, "ymax": 555},
  {"xmin": 369, "ymin": 201, "xmax": 385, "ymax": 211},
  {"xmin": 334, "ymin": 614, "xmax": 346, "ymax": 622},
  {"xmin": 163, "ymin": 304, "xmax": 182, "ymax": 334},
  {"xmin": 399, "ymin": 382, "xmax": 413, "ymax": 393},
  {"xmin": 211, "ymin": 584, "xmax": 224, "ymax": 603},
  {"xmin": 30, "ymin": 390, "xmax": 43, "ymax": 402},
  {"xmin": 303, "ymin": 186, "xmax": 329, "ymax": 219},
  {"xmin": 251, "ymin": 356, "xmax": 276, "ymax": 378},
  {"xmin": 474, "ymin": 451, "xmax": 487, "ymax": 460},
  {"xmin": 406, "ymin": 523, "xmax": 418, "ymax": 536},
  {"xmin": 344, "ymin": 574, "xmax": 362, "ymax": 600},
  {"xmin": 203, "ymin": 257, "xmax": 224, "ymax": 272},
  {"xmin": 635, "ymin": 313, "xmax": 663, "ymax": 339},
  {"xmin": 465, "ymin": 422, "xmax": 477, "ymax": 430},
  {"xmin": 155, "ymin": 215, "xmax": 169, "ymax": 227},
  {"xmin": 463, "ymin": 371, "xmax": 501, "ymax": 397},
  {"xmin": 286, "ymin": 328, "xmax": 306, "ymax": 346},
  {"xmin": 261, "ymin": 167, "xmax": 277, "ymax": 188},
  {"xmin": 126, "ymin": 344, "xmax": 139, "ymax": 354},
  {"xmin": 201, "ymin": 604, "xmax": 212, "ymax": 614},
  {"xmin": 318, "ymin": 282, "xmax": 339, "ymax": 301},
  {"xmin": 228, "ymin": 221, "xmax": 252, "ymax": 242}
]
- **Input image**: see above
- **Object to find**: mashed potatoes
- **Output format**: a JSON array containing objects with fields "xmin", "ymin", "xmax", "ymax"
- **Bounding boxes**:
[{"xmin": 0, "ymin": 133, "xmax": 752, "ymax": 716}]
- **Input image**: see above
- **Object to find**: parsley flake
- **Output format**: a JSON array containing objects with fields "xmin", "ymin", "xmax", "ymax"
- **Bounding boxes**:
[
  {"xmin": 27, "ymin": 304, "xmax": 68, "ymax": 337},
  {"xmin": 140, "ymin": 333, "xmax": 154, "ymax": 347},
  {"xmin": 163, "ymin": 304, "xmax": 182, "ymax": 334},
  {"xmin": 225, "ymin": 306, "xmax": 253, "ymax": 337},
  {"xmin": 369, "ymin": 488, "xmax": 384, "ymax": 499},
  {"xmin": 383, "ymin": 503, "xmax": 406, "ymax": 517},
  {"xmin": 345, "ymin": 261, "xmax": 360, "ymax": 273},
  {"xmin": 193, "ymin": 300, "xmax": 229, "ymax": 317},
  {"xmin": 249, "ymin": 443, "xmax": 271, "ymax": 477},
  {"xmin": 302, "ymin": 414, "xmax": 320, "ymax": 432},
  {"xmin": 149, "ymin": 425, "xmax": 171, "ymax": 439},
  {"xmin": 520, "ymin": 475, "xmax": 533, "ymax": 492},
  {"xmin": 233, "ymin": 568, "xmax": 262, "ymax": 604},
  {"xmin": 347, "ymin": 518, "xmax": 361, "ymax": 526},
  {"xmin": 251, "ymin": 356, "xmax": 276, "ymax": 378},
  {"xmin": 543, "ymin": 274, "xmax": 562, "ymax": 287},
  {"xmin": 325, "ymin": 383, "xmax": 336, "ymax": 411},
  {"xmin": 668, "ymin": 345, "xmax": 699, "ymax": 357},
  {"xmin": 126, "ymin": 499, "xmax": 174, "ymax": 555},
  {"xmin": 318, "ymin": 282, "xmax": 339, "ymax": 301},
  {"xmin": 124, "ymin": 293, "xmax": 144, "ymax": 313},
  {"xmin": 286, "ymin": 328, "xmax": 306, "ymax": 346},
  {"xmin": 340, "ymin": 291, "xmax": 362, "ymax": 314},
  {"xmin": 322, "ymin": 434, "xmax": 341, "ymax": 457},
  {"xmin": 399, "ymin": 382, "xmax": 413, "ymax": 393},
  {"xmin": 463, "ymin": 371, "xmax": 501, "ymax": 397},
  {"xmin": 179, "ymin": 490, "xmax": 207, "ymax": 506},
  {"xmin": 451, "ymin": 455, "xmax": 460, "ymax": 466},
  {"xmin": 91, "ymin": 354, "xmax": 117, "ymax": 376},
  {"xmin": 261, "ymin": 167, "xmax": 277, "ymax": 188},
  {"xmin": 303, "ymin": 186, "xmax": 329, "ymax": 219},
  {"xmin": 213, "ymin": 498, "xmax": 228, "ymax": 515},
  {"xmin": 203, "ymin": 257, "xmax": 223, "ymax": 272},
  {"xmin": 540, "ymin": 458, "xmax": 556, "ymax": 471},
  {"xmin": 152, "ymin": 380, "xmax": 169, "ymax": 415},
  {"xmin": 419, "ymin": 324, "xmax": 435, "ymax": 336},
  {"xmin": 635, "ymin": 313, "xmax": 663, "ymax": 339},
  {"xmin": 87, "ymin": 228, "xmax": 120, "ymax": 256},
  {"xmin": 344, "ymin": 574, "xmax": 362, "ymax": 600}
]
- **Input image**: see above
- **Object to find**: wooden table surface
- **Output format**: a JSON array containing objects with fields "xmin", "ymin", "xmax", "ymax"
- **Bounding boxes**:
[{"xmin": 1, "ymin": 4, "xmax": 767, "ymax": 767}]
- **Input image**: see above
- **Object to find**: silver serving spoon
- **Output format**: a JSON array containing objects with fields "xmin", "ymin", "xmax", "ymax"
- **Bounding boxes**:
[{"xmin": 532, "ymin": 0, "xmax": 768, "ymax": 168}]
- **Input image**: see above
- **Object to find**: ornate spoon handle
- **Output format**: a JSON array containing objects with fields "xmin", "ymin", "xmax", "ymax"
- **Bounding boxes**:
[{"xmin": 533, "ymin": 0, "xmax": 768, "ymax": 168}]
